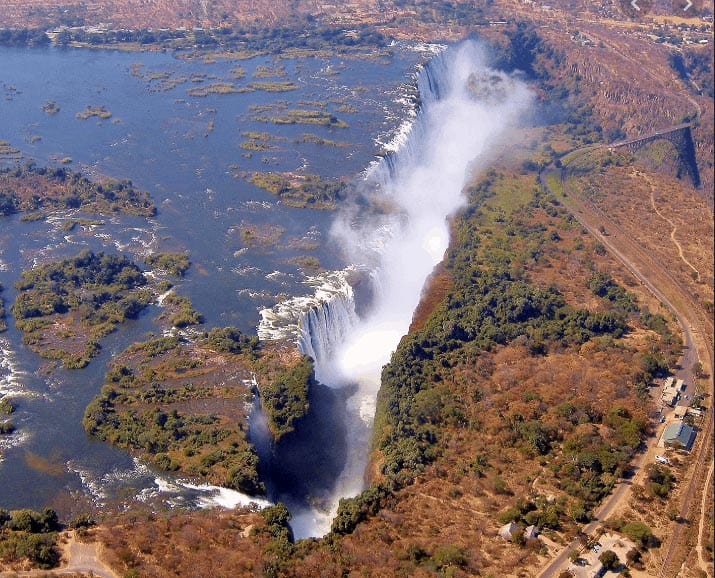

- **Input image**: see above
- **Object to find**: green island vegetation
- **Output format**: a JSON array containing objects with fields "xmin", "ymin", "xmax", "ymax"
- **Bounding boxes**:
[
  {"xmin": 248, "ymin": 81, "xmax": 298, "ymax": 92},
  {"xmin": 0, "ymin": 508, "xmax": 62, "ymax": 570},
  {"xmin": 75, "ymin": 105, "xmax": 112, "ymax": 120},
  {"xmin": 336, "ymin": 103, "xmax": 358, "ymax": 114},
  {"xmin": 248, "ymin": 172, "xmax": 347, "ymax": 209},
  {"xmin": 187, "ymin": 82, "xmax": 254, "ymax": 97},
  {"xmin": 60, "ymin": 218, "xmax": 104, "ymax": 233},
  {"xmin": 144, "ymin": 252, "xmax": 191, "ymax": 278},
  {"xmin": 299, "ymin": 100, "xmax": 328, "ymax": 109},
  {"xmin": 253, "ymin": 65, "xmax": 288, "ymax": 79},
  {"xmin": 41, "ymin": 100, "xmax": 60, "ymax": 115},
  {"xmin": 0, "ymin": 140, "xmax": 21, "ymax": 159},
  {"xmin": 284, "ymin": 255, "xmax": 322, "ymax": 273},
  {"xmin": 83, "ymin": 328, "xmax": 313, "ymax": 493},
  {"xmin": 332, "ymin": 167, "xmax": 679, "ymax": 536},
  {"xmin": 157, "ymin": 293, "xmax": 204, "ymax": 329},
  {"xmin": 0, "ymin": 388, "xmax": 15, "ymax": 435},
  {"xmin": 19, "ymin": 212, "xmax": 46, "ymax": 222},
  {"xmin": 130, "ymin": 64, "xmax": 193, "ymax": 92},
  {"xmin": 12, "ymin": 250, "xmax": 153, "ymax": 369},
  {"xmin": 297, "ymin": 133, "xmax": 347, "ymax": 147},
  {"xmin": 230, "ymin": 66, "xmax": 247, "ymax": 79},
  {"xmin": 240, "ymin": 131, "xmax": 287, "ymax": 152},
  {"xmin": 237, "ymin": 223, "xmax": 286, "ymax": 249},
  {"xmin": 254, "ymin": 108, "xmax": 348, "ymax": 128},
  {"xmin": 0, "ymin": 396, "xmax": 14, "ymax": 416},
  {"xmin": 0, "ymin": 162, "xmax": 155, "ymax": 217}
]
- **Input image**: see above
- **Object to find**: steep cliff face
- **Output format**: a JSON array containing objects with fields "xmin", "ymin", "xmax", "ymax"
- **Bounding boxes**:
[
  {"xmin": 485, "ymin": 22, "xmax": 713, "ymax": 200},
  {"xmin": 558, "ymin": 32, "xmax": 712, "ymax": 198}
]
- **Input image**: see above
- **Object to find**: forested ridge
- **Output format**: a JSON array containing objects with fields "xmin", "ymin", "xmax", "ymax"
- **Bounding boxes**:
[{"xmin": 332, "ymin": 167, "xmax": 678, "ymax": 556}]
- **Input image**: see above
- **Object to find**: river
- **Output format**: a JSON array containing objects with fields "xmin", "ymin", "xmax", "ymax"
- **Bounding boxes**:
[{"xmin": 0, "ymin": 42, "xmax": 426, "ymax": 516}]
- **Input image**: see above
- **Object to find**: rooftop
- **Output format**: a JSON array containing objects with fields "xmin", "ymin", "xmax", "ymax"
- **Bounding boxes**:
[{"xmin": 662, "ymin": 422, "xmax": 696, "ymax": 450}]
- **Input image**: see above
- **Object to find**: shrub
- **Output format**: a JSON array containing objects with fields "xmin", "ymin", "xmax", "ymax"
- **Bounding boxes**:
[{"xmin": 432, "ymin": 544, "xmax": 468, "ymax": 570}]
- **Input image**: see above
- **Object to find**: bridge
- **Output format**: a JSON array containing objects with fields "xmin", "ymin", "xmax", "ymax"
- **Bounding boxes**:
[{"xmin": 609, "ymin": 123, "xmax": 701, "ymax": 188}]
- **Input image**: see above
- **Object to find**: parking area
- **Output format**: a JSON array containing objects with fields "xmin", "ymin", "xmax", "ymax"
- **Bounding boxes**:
[{"xmin": 565, "ymin": 532, "xmax": 638, "ymax": 577}]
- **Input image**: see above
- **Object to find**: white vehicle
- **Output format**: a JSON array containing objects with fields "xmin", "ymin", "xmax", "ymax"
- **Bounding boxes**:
[{"xmin": 655, "ymin": 455, "xmax": 670, "ymax": 465}]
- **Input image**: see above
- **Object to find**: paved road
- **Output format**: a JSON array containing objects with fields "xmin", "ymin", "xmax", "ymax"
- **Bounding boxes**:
[{"xmin": 537, "ymin": 162, "xmax": 714, "ymax": 578}]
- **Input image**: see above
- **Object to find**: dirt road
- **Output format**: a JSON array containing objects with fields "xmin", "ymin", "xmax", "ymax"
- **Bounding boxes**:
[{"xmin": 0, "ymin": 531, "xmax": 118, "ymax": 578}]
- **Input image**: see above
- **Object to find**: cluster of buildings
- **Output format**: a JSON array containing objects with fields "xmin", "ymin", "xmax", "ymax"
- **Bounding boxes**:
[
  {"xmin": 659, "ymin": 376, "xmax": 701, "ymax": 452},
  {"xmin": 659, "ymin": 376, "xmax": 684, "ymax": 407}
]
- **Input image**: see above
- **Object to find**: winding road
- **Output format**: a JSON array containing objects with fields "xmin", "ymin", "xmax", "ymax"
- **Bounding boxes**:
[{"xmin": 538, "ymin": 152, "xmax": 714, "ymax": 578}]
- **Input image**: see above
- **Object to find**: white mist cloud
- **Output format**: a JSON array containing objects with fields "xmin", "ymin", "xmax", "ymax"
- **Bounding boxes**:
[
  {"xmin": 330, "ymin": 41, "xmax": 531, "ymax": 386},
  {"xmin": 292, "ymin": 40, "xmax": 532, "ymax": 538}
]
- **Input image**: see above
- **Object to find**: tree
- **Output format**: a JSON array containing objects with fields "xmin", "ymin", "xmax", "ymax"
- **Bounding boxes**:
[
  {"xmin": 622, "ymin": 521, "xmax": 657, "ymax": 548},
  {"xmin": 626, "ymin": 548, "xmax": 643, "ymax": 569},
  {"xmin": 692, "ymin": 361, "xmax": 705, "ymax": 378},
  {"xmin": 599, "ymin": 549, "xmax": 619, "ymax": 570},
  {"xmin": 570, "ymin": 501, "xmax": 590, "ymax": 523},
  {"xmin": 262, "ymin": 503, "xmax": 293, "ymax": 543}
]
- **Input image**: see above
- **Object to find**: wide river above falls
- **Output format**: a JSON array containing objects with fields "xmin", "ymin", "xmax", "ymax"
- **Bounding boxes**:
[{"xmin": 0, "ymin": 42, "xmax": 427, "ymax": 515}]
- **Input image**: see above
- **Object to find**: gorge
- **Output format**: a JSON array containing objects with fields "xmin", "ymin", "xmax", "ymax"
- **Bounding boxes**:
[{"xmin": 259, "ymin": 40, "xmax": 532, "ymax": 538}]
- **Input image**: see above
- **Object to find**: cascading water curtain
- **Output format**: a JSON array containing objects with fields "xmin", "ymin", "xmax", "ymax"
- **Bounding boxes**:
[{"xmin": 263, "ymin": 40, "xmax": 532, "ymax": 538}]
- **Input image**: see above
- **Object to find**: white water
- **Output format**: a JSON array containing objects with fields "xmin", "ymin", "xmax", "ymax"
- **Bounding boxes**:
[
  {"xmin": 0, "ymin": 339, "xmax": 32, "ymax": 458},
  {"xmin": 260, "ymin": 41, "xmax": 531, "ymax": 538}
]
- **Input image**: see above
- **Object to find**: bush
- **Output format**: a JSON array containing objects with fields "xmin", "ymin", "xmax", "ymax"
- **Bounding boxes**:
[
  {"xmin": 331, "ymin": 485, "xmax": 392, "ymax": 535},
  {"xmin": 432, "ymin": 544, "xmax": 468, "ymax": 570}
]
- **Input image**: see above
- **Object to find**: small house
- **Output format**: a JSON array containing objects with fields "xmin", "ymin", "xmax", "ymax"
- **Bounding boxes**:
[{"xmin": 663, "ymin": 422, "xmax": 697, "ymax": 451}]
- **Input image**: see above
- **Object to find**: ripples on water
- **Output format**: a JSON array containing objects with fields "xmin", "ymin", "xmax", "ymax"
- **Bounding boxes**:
[{"xmin": 0, "ymin": 43, "xmax": 426, "ymax": 514}]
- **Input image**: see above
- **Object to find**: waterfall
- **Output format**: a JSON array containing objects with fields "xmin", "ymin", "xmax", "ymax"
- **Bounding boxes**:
[
  {"xmin": 258, "ymin": 269, "xmax": 359, "ymax": 348},
  {"xmin": 258, "ymin": 40, "xmax": 532, "ymax": 538},
  {"xmin": 297, "ymin": 275, "xmax": 359, "ymax": 383}
]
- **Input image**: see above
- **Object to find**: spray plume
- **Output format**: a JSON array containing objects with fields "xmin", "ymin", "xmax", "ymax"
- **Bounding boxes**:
[{"xmin": 263, "ymin": 40, "xmax": 532, "ymax": 538}]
